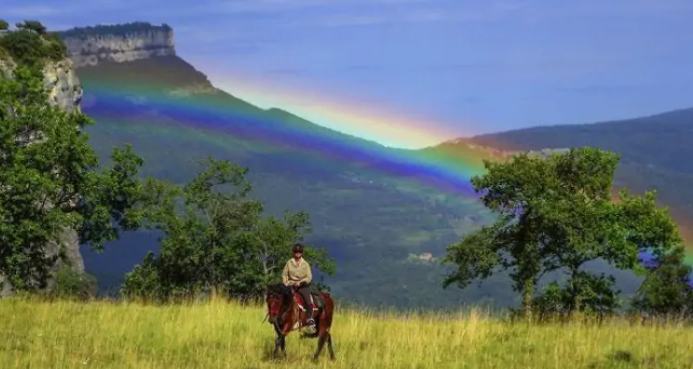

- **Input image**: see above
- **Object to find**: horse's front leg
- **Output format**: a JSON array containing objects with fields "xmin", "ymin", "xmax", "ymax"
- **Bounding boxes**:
[
  {"xmin": 272, "ymin": 319, "xmax": 286, "ymax": 359},
  {"xmin": 280, "ymin": 334, "xmax": 287, "ymax": 356},
  {"xmin": 273, "ymin": 334, "xmax": 284, "ymax": 359}
]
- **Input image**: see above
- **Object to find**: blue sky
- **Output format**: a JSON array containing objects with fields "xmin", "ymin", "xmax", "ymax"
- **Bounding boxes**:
[{"xmin": 4, "ymin": 0, "xmax": 693, "ymax": 147}]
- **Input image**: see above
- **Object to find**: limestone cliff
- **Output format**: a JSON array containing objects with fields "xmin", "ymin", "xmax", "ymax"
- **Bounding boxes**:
[
  {"xmin": 42, "ymin": 58, "xmax": 84, "ymax": 112},
  {"xmin": 0, "ymin": 55, "xmax": 85, "ymax": 297},
  {"xmin": 57, "ymin": 22, "xmax": 175, "ymax": 67},
  {"xmin": 57, "ymin": 22, "xmax": 220, "ymax": 98}
]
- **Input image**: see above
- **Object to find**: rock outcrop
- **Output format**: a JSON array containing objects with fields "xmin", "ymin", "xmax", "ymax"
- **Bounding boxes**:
[
  {"xmin": 0, "ymin": 54, "xmax": 85, "ymax": 296},
  {"xmin": 42, "ymin": 58, "xmax": 84, "ymax": 112},
  {"xmin": 57, "ymin": 22, "xmax": 175, "ymax": 67}
]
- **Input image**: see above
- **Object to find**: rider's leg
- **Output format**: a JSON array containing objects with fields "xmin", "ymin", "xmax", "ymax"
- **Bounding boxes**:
[{"xmin": 298, "ymin": 284, "xmax": 315, "ymax": 325}]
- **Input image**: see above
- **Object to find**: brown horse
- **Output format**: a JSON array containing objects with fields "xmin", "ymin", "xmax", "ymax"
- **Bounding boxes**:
[{"xmin": 265, "ymin": 283, "xmax": 336, "ymax": 362}]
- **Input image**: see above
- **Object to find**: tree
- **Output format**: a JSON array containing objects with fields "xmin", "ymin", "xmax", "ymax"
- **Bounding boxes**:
[
  {"xmin": 0, "ymin": 65, "xmax": 146, "ymax": 294},
  {"xmin": 630, "ymin": 246, "xmax": 693, "ymax": 319},
  {"xmin": 441, "ymin": 147, "xmax": 682, "ymax": 316},
  {"xmin": 120, "ymin": 157, "xmax": 335, "ymax": 302},
  {"xmin": 0, "ymin": 25, "xmax": 67, "ymax": 67},
  {"xmin": 531, "ymin": 272, "xmax": 621, "ymax": 321},
  {"xmin": 0, "ymin": 29, "xmax": 45, "ymax": 66},
  {"xmin": 16, "ymin": 20, "xmax": 47, "ymax": 35},
  {"xmin": 0, "ymin": 20, "xmax": 9, "ymax": 31}
]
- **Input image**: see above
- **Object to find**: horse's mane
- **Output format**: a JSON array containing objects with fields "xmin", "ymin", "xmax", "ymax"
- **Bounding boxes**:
[{"xmin": 268, "ymin": 283, "xmax": 292, "ymax": 298}]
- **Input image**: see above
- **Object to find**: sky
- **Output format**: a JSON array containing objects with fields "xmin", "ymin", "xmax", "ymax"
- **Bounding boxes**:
[{"xmin": 4, "ymin": 0, "xmax": 693, "ymax": 148}]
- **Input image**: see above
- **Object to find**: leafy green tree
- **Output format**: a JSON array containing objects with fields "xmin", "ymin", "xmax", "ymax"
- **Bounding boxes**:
[
  {"xmin": 42, "ymin": 32, "xmax": 68, "ymax": 60},
  {"xmin": 120, "ymin": 157, "xmax": 335, "ymax": 302},
  {"xmin": 0, "ymin": 29, "xmax": 45, "ymax": 66},
  {"xmin": 0, "ymin": 20, "xmax": 9, "ymax": 31},
  {"xmin": 441, "ymin": 147, "xmax": 682, "ymax": 316},
  {"xmin": 531, "ymin": 272, "xmax": 621, "ymax": 321},
  {"xmin": 0, "ymin": 65, "xmax": 146, "ymax": 294},
  {"xmin": 16, "ymin": 20, "xmax": 47, "ymax": 35},
  {"xmin": 0, "ymin": 22, "xmax": 67, "ymax": 67},
  {"xmin": 630, "ymin": 246, "xmax": 693, "ymax": 318}
]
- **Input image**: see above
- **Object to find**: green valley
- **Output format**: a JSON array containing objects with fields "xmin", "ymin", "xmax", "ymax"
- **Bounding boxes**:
[{"xmin": 46, "ymin": 22, "xmax": 690, "ymax": 309}]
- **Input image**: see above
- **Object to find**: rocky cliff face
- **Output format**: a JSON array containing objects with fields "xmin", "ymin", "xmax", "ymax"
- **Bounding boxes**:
[
  {"xmin": 58, "ymin": 23, "xmax": 175, "ymax": 67},
  {"xmin": 0, "ymin": 57, "xmax": 85, "ymax": 296},
  {"xmin": 43, "ymin": 58, "xmax": 84, "ymax": 112}
]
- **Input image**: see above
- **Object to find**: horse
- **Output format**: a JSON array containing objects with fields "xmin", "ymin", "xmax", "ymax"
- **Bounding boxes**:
[{"xmin": 265, "ymin": 283, "xmax": 336, "ymax": 362}]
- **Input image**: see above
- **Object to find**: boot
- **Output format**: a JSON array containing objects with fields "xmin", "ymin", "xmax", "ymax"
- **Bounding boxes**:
[{"xmin": 306, "ymin": 307, "xmax": 316, "ymax": 328}]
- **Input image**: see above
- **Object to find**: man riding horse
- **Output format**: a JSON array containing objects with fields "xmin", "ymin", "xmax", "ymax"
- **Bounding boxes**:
[
  {"xmin": 267, "ymin": 242, "xmax": 336, "ymax": 361},
  {"xmin": 282, "ymin": 243, "xmax": 317, "ymax": 329}
]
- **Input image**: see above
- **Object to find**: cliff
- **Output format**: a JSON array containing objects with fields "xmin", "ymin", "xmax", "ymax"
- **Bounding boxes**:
[
  {"xmin": 0, "ymin": 37, "xmax": 85, "ymax": 297},
  {"xmin": 57, "ymin": 23, "xmax": 175, "ymax": 67},
  {"xmin": 57, "ymin": 22, "xmax": 222, "ymax": 99},
  {"xmin": 43, "ymin": 58, "xmax": 84, "ymax": 112}
]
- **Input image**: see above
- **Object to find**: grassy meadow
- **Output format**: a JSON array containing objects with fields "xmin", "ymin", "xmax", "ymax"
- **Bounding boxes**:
[{"xmin": 2, "ymin": 297, "xmax": 693, "ymax": 369}]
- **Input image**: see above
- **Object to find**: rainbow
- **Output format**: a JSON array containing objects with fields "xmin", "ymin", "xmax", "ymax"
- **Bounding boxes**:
[
  {"xmin": 80, "ymin": 75, "xmax": 500, "ymax": 198},
  {"xmin": 79, "ymin": 70, "xmax": 693, "ymax": 278}
]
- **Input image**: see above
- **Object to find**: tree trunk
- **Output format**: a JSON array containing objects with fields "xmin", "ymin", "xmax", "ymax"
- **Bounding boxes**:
[
  {"xmin": 569, "ymin": 268, "xmax": 580, "ymax": 314},
  {"xmin": 522, "ymin": 278, "xmax": 534, "ymax": 319}
]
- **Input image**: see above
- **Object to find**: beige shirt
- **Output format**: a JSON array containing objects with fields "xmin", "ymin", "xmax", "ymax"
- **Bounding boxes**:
[{"xmin": 282, "ymin": 257, "xmax": 312, "ymax": 285}]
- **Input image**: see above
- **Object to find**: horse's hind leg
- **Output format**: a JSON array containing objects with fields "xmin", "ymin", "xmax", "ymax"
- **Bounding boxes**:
[
  {"xmin": 327, "ymin": 332, "xmax": 335, "ymax": 361},
  {"xmin": 312, "ymin": 332, "xmax": 327, "ymax": 362}
]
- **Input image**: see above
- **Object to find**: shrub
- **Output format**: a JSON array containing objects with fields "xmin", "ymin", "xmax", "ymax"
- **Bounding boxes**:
[
  {"xmin": 0, "ymin": 28, "xmax": 68, "ymax": 67},
  {"xmin": 0, "ymin": 29, "xmax": 45, "ymax": 66},
  {"xmin": 16, "ymin": 20, "xmax": 47, "ymax": 35},
  {"xmin": 43, "ymin": 33, "xmax": 68, "ymax": 61},
  {"xmin": 49, "ymin": 267, "xmax": 98, "ymax": 301}
]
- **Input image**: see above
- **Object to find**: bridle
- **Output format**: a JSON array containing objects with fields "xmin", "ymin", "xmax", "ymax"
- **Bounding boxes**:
[{"xmin": 267, "ymin": 290, "xmax": 288, "ymax": 324}]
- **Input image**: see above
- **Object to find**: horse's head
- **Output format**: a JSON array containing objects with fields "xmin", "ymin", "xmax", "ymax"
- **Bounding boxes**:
[{"xmin": 266, "ymin": 283, "xmax": 291, "ymax": 323}]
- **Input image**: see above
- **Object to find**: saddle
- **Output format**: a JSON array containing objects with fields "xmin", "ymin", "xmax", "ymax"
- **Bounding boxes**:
[{"xmin": 294, "ymin": 291, "xmax": 324, "ymax": 311}]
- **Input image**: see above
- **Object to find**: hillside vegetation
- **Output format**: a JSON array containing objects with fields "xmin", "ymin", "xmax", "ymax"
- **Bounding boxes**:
[
  {"xmin": 4, "ymin": 21, "xmax": 693, "ymax": 369},
  {"xmin": 71, "ymin": 51, "xmax": 673, "ymax": 309},
  {"xmin": 2, "ymin": 297, "xmax": 693, "ymax": 369},
  {"xmin": 3, "ymin": 21, "xmax": 693, "ymax": 320},
  {"xmin": 0, "ymin": 20, "xmax": 67, "ymax": 66},
  {"xmin": 459, "ymin": 108, "xmax": 693, "ymax": 245},
  {"xmin": 73, "ymin": 55, "xmax": 510, "ymax": 308}
]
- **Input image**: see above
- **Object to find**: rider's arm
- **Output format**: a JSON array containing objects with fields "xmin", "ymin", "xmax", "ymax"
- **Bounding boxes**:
[{"xmin": 302, "ymin": 262, "xmax": 312, "ymax": 285}]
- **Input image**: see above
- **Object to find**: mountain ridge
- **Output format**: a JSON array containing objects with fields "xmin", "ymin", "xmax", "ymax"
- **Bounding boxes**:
[
  {"xmin": 57, "ymin": 22, "xmax": 175, "ymax": 67},
  {"xmin": 435, "ymin": 106, "xmax": 693, "ymax": 249},
  {"xmin": 67, "ymin": 53, "xmax": 512, "ymax": 309}
]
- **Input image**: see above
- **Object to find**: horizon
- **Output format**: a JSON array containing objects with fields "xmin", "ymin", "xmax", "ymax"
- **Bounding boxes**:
[{"xmin": 4, "ymin": 0, "xmax": 693, "ymax": 149}]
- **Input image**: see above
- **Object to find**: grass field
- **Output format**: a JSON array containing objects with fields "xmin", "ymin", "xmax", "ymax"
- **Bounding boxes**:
[{"xmin": 1, "ymin": 297, "xmax": 693, "ymax": 369}]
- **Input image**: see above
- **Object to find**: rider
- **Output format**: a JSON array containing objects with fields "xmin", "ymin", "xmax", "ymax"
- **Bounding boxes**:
[{"xmin": 282, "ymin": 243, "xmax": 316, "ymax": 328}]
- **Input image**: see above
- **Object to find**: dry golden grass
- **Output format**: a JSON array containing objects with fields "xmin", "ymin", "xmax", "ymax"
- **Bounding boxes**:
[{"xmin": 1, "ymin": 297, "xmax": 693, "ymax": 369}]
